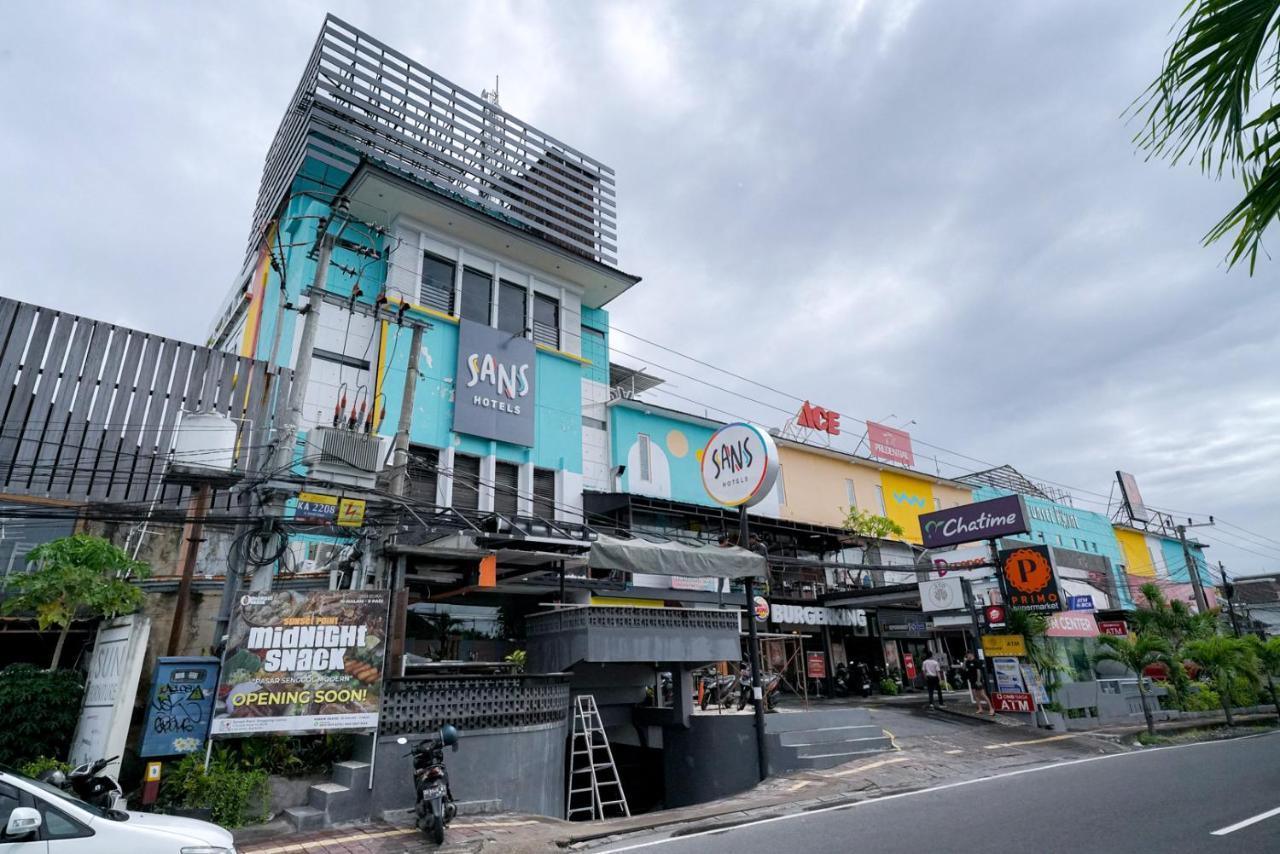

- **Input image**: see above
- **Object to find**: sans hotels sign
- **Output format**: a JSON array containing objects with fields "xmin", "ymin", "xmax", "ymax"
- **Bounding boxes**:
[{"xmin": 700, "ymin": 423, "xmax": 780, "ymax": 508}]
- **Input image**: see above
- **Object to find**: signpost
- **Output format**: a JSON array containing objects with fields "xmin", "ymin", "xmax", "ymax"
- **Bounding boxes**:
[
  {"xmin": 992, "ymin": 657, "xmax": 1027, "ymax": 693},
  {"xmin": 1098, "ymin": 620, "xmax": 1129, "ymax": 637},
  {"xmin": 992, "ymin": 692, "xmax": 1035, "ymax": 713},
  {"xmin": 981, "ymin": 634, "xmax": 1028, "ymax": 657},
  {"xmin": 700, "ymin": 422, "xmax": 780, "ymax": 782}
]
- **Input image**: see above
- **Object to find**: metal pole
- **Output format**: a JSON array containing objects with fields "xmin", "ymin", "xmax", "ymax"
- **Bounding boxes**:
[
  {"xmin": 1222, "ymin": 562, "xmax": 1242, "ymax": 638},
  {"xmin": 740, "ymin": 505, "xmax": 769, "ymax": 781},
  {"xmin": 1177, "ymin": 524, "xmax": 1210, "ymax": 613},
  {"xmin": 167, "ymin": 482, "xmax": 212, "ymax": 657},
  {"xmin": 388, "ymin": 323, "xmax": 424, "ymax": 498},
  {"xmin": 963, "ymin": 576, "xmax": 990, "ymax": 695}
]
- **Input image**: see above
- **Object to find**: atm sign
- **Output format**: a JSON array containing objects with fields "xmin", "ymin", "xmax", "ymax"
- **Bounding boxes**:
[{"xmin": 992, "ymin": 692, "xmax": 1035, "ymax": 713}]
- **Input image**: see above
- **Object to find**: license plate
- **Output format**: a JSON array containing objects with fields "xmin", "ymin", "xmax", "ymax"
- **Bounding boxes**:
[{"xmin": 421, "ymin": 783, "xmax": 446, "ymax": 799}]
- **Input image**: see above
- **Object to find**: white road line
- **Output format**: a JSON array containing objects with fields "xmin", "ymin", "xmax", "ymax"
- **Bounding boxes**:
[
  {"xmin": 597, "ymin": 730, "xmax": 1279, "ymax": 852},
  {"xmin": 829, "ymin": 755, "xmax": 909, "ymax": 777},
  {"xmin": 984, "ymin": 733, "xmax": 1079, "ymax": 749},
  {"xmin": 1211, "ymin": 805, "xmax": 1280, "ymax": 836}
]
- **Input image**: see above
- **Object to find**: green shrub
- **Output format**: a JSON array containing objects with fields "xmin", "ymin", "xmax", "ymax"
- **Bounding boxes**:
[
  {"xmin": 1183, "ymin": 686, "xmax": 1221, "ymax": 712},
  {"xmin": 18, "ymin": 756, "xmax": 71, "ymax": 779},
  {"xmin": 157, "ymin": 754, "xmax": 268, "ymax": 829},
  {"xmin": 0, "ymin": 665, "xmax": 84, "ymax": 766},
  {"xmin": 879, "ymin": 677, "xmax": 900, "ymax": 696},
  {"xmin": 1228, "ymin": 676, "xmax": 1262, "ymax": 707},
  {"xmin": 218, "ymin": 734, "xmax": 353, "ymax": 777}
]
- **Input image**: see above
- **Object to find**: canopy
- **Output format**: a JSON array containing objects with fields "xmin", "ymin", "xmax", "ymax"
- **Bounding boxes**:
[{"xmin": 587, "ymin": 534, "xmax": 768, "ymax": 581}]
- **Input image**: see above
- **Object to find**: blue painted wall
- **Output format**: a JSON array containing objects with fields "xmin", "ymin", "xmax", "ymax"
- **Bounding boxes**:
[{"xmin": 609, "ymin": 403, "xmax": 718, "ymax": 507}]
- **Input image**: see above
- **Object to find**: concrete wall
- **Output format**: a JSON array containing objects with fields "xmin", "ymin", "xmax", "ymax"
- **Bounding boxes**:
[
  {"xmin": 372, "ymin": 720, "xmax": 568, "ymax": 818},
  {"xmin": 663, "ymin": 714, "xmax": 759, "ymax": 808}
]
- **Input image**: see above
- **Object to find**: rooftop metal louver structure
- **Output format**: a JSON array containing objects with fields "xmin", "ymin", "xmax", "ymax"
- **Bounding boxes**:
[{"xmin": 248, "ymin": 15, "xmax": 618, "ymax": 266}]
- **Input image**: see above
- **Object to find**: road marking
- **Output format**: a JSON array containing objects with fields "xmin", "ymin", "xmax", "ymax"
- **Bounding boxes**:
[
  {"xmin": 882, "ymin": 728, "xmax": 902, "ymax": 751},
  {"xmin": 1211, "ymin": 805, "xmax": 1280, "ymax": 836},
  {"xmin": 829, "ymin": 755, "xmax": 909, "ymax": 777},
  {"xmin": 597, "ymin": 730, "xmax": 1280, "ymax": 852},
  {"xmin": 786, "ymin": 780, "xmax": 813, "ymax": 791},
  {"xmin": 983, "ymin": 733, "xmax": 1079, "ymax": 749},
  {"xmin": 944, "ymin": 749, "xmax": 964, "ymax": 755}
]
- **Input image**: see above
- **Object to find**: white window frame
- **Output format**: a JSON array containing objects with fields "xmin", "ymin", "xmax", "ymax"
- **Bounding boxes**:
[{"xmin": 637, "ymin": 433, "xmax": 652, "ymax": 482}]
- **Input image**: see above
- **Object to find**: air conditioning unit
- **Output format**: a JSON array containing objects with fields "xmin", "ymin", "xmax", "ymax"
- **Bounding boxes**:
[{"xmin": 304, "ymin": 426, "xmax": 387, "ymax": 489}]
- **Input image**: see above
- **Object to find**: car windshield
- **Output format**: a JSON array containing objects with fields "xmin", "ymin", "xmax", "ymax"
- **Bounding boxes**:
[{"xmin": 0, "ymin": 768, "xmax": 112, "ymax": 819}]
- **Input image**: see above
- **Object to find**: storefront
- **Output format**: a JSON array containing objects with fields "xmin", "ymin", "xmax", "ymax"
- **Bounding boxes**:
[
  {"xmin": 876, "ymin": 608, "xmax": 931, "ymax": 689},
  {"xmin": 758, "ymin": 599, "xmax": 869, "ymax": 693}
]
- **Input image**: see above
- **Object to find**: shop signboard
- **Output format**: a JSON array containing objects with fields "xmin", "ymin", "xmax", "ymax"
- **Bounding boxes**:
[
  {"xmin": 753, "ymin": 596, "xmax": 770, "ymax": 621},
  {"xmin": 919, "ymin": 576, "xmax": 965, "ymax": 612},
  {"xmin": 212, "ymin": 590, "xmax": 389, "ymax": 736},
  {"xmin": 992, "ymin": 657, "xmax": 1026, "ymax": 693},
  {"xmin": 700, "ymin": 422, "xmax": 780, "ymax": 507},
  {"xmin": 867, "ymin": 421, "xmax": 915, "ymax": 467},
  {"xmin": 1045, "ymin": 610, "xmax": 1100, "ymax": 638},
  {"xmin": 930, "ymin": 544, "xmax": 993, "ymax": 580},
  {"xmin": 1098, "ymin": 620, "xmax": 1129, "ymax": 637},
  {"xmin": 984, "ymin": 604, "xmax": 1007, "ymax": 629},
  {"xmin": 671, "ymin": 575, "xmax": 720, "ymax": 592},
  {"xmin": 1021, "ymin": 663, "xmax": 1050, "ymax": 704},
  {"xmin": 903, "ymin": 654, "xmax": 917, "ymax": 681},
  {"xmin": 140, "ymin": 656, "xmax": 220, "ymax": 758},
  {"xmin": 806, "ymin": 652, "xmax": 827, "ymax": 679},
  {"xmin": 453, "ymin": 318, "xmax": 537, "ymax": 447},
  {"xmin": 981, "ymin": 634, "xmax": 1027, "ymax": 657},
  {"xmin": 1067, "ymin": 595, "xmax": 1095, "ymax": 612},
  {"xmin": 992, "ymin": 692, "xmax": 1035, "ymax": 713},
  {"xmin": 769, "ymin": 602, "xmax": 867, "ymax": 628},
  {"xmin": 998, "ymin": 545, "xmax": 1064, "ymax": 613},
  {"xmin": 878, "ymin": 609, "xmax": 929, "ymax": 639},
  {"xmin": 796, "ymin": 401, "xmax": 841, "ymax": 435},
  {"xmin": 919, "ymin": 495, "xmax": 1030, "ymax": 550},
  {"xmin": 70, "ymin": 614, "xmax": 151, "ymax": 771}
]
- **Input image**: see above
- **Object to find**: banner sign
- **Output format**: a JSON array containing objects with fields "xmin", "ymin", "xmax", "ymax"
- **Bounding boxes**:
[
  {"xmin": 71, "ymin": 614, "xmax": 150, "ymax": 772},
  {"xmin": 878, "ymin": 609, "xmax": 929, "ymax": 639},
  {"xmin": 999, "ymin": 545, "xmax": 1064, "ymax": 613},
  {"xmin": 919, "ymin": 576, "xmax": 965, "ymax": 612},
  {"xmin": 806, "ymin": 652, "xmax": 827, "ymax": 680},
  {"xmin": 453, "ymin": 318, "xmax": 537, "ymax": 447},
  {"xmin": 700, "ymin": 422, "xmax": 780, "ymax": 507},
  {"xmin": 982, "ymin": 634, "xmax": 1027, "ymax": 657},
  {"xmin": 1022, "ymin": 663, "xmax": 1050, "ymax": 704},
  {"xmin": 140, "ymin": 656, "xmax": 219, "ymax": 758},
  {"xmin": 903, "ymin": 653, "xmax": 917, "ymax": 681},
  {"xmin": 867, "ymin": 421, "xmax": 915, "ymax": 467},
  {"xmin": 992, "ymin": 692, "xmax": 1035, "ymax": 713},
  {"xmin": 212, "ymin": 590, "xmax": 389, "ymax": 736},
  {"xmin": 1046, "ymin": 610, "xmax": 1100, "ymax": 638},
  {"xmin": 920, "ymin": 495, "xmax": 1030, "ymax": 550},
  {"xmin": 993, "ymin": 657, "xmax": 1026, "ymax": 693},
  {"xmin": 1098, "ymin": 620, "xmax": 1129, "ymax": 637},
  {"xmin": 1067, "ymin": 595, "xmax": 1095, "ymax": 612}
]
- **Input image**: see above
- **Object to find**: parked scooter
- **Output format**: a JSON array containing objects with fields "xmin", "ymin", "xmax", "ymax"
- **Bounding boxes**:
[
  {"xmin": 853, "ymin": 661, "xmax": 873, "ymax": 697},
  {"xmin": 697, "ymin": 667, "xmax": 739, "ymax": 710},
  {"xmin": 737, "ymin": 667, "xmax": 782, "ymax": 711},
  {"xmin": 39, "ymin": 755, "xmax": 124, "ymax": 811},
  {"xmin": 398, "ymin": 725, "xmax": 460, "ymax": 846},
  {"xmin": 833, "ymin": 664, "xmax": 850, "ymax": 697}
]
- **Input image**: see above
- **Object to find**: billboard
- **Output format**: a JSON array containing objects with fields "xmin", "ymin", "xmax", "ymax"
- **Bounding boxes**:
[
  {"xmin": 212, "ymin": 590, "xmax": 389, "ymax": 736},
  {"xmin": 919, "ymin": 495, "xmax": 1030, "ymax": 550},
  {"xmin": 867, "ymin": 421, "xmax": 914, "ymax": 467},
  {"xmin": 998, "ymin": 545, "xmax": 1064, "ymax": 613},
  {"xmin": 1116, "ymin": 471, "xmax": 1150, "ymax": 523},
  {"xmin": 453, "ymin": 318, "xmax": 537, "ymax": 446}
]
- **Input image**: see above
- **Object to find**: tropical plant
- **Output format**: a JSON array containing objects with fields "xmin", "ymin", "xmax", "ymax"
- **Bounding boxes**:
[
  {"xmin": 1092, "ymin": 633, "xmax": 1174, "ymax": 736},
  {"xmin": 878, "ymin": 676, "xmax": 900, "ymax": 696},
  {"xmin": 156, "ymin": 753, "xmax": 268, "ymax": 828},
  {"xmin": 17, "ymin": 756, "xmax": 70, "ymax": 779},
  {"xmin": 0, "ymin": 664, "xmax": 85, "ymax": 766},
  {"xmin": 1183, "ymin": 636, "xmax": 1260, "ymax": 726},
  {"xmin": 1130, "ymin": 582, "xmax": 1219, "ymax": 708},
  {"xmin": 842, "ymin": 508, "xmax": 905, "ymax": 540},
  {"xmin": 1134, "ymin": 0, "xmax": 1280, "ymax": 272},
  {"xmin": 1248, "ymin": 635, "xmax": 1280, "ymax": 717},
  {"xmin": 1, "ymin": 534, "xmax": 150, "ymax": 669},
  {"xmin": 504, "ymin": 649, "xmax": 527, "ymax": 671},
  {"xmin": 1005, "ymin": 609, "xmax": 1064, "ymax": 700}
]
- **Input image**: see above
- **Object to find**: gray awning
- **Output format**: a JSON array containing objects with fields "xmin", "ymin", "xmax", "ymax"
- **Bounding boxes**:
[{"xmin": 587, "ymin": 535, "xmax": 767, "ymax": 580}]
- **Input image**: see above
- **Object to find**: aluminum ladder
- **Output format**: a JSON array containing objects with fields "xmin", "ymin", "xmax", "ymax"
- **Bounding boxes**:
[{"xmin": 566, "ymin": 694, "xmax": 630, "ymax": 821}]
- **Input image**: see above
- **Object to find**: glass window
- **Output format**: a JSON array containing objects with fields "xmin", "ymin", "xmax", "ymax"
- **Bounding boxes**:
[
  {"xmin": 494, "ymin": 461, "xmax": 519, "ymax": 516},
  {"xmin": 875, "ymin": 485, "xmax": 886, "ymax": 515},
  {"xmin": 0, "ymin": 782, "xmax": 18, "ymax": 835},
  {"xmin": 637, "ymin": 434, "xmax": 652, "ymax": 482},
  {"xmin": 452, "ymin": 453, "xmax": 481, "ymax": 513},
  {"xmin": 845, "ymin": 479, "xmax": 857, "ymax": 508},
  {"xmin": 38, "ymin": 803, "xmax": 92, "ymax": 840},
  {"xmin": 497, "ymin": 280, "xmax": 527, "ymax": 336},
  {"xmin": 420, "ymin": 252, "xmax": 456, "ymax": 314},
  {"xmin": 533, "ymin": 468, "xmax": 556, "ymax": 519},
  {"xmin": 776, "ymin": 467, "xmax": 787, "ymax": 505},
  {"xmin": 533, "ymin": 293, "xmax": 559, "ymax": 348},
  {"xmin": 461, "ymin": 268, "xmax": 492, "ymax": 324},
  {"xmin": 933, "ymin": 497, "xmax": 942, "ymax": 511},
  {"xmin": 407, "ymin": 445, "xmax": 439, "ymax": 507}
]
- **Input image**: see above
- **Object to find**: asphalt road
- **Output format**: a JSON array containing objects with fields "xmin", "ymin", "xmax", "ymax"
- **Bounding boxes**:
[{"xmin": 596, "ymin": 731, "xmax": 1280, "ymax": 854}]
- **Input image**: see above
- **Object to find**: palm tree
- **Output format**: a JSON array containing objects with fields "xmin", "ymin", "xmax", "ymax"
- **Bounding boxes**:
[
  {"xmin": 1131, "ymin": 583, "xmax": 1220, "ymax": 708},
  {"xmin": 1248, "ymin": 635, "xmax": 1280, "ymax": 718},
  {"xmin": 1134, "ymin": 0, "xmax": 1280, "ymax": 272},
  {"xmin": 1183, "ymin": 636, "xmax": 1260, "ymax": 726},
  {"xmin": 1092, "ymin": 634, "xmax": 1174, "ymax": 737}
]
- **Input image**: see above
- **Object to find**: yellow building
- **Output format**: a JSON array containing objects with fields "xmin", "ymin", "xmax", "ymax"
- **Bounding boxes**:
[{"xmin": 773, "ymin": 439, "xmax": 973, "ymax": 543}]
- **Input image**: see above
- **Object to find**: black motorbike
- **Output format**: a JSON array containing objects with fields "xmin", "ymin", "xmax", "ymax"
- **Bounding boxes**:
[
  {"xmin": 398, "ymin": 726, "xmax": 460, "ymax": 846},
  {"xmin": 697, "ymin": 667, "xmax": 738, "ymax": 711},
  {"xmin": 853, "ymin": 661, "xmax": 873, "ymax": 697},
  {"xmin": 39, "ymin": 755, "xmax": 124, "ymax": 811}
]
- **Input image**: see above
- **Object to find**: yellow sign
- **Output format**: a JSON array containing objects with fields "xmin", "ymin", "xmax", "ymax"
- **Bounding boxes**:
[
  {"xmin": 145, "ymin": 762, "xmax": 162, "ymax": 782},
  {"xmin": 337, "ymin": 498, "xmax": 367, "ymax": 527},
  {"xmin": 296, "ymin": 491, "xmax": 338, "ymax": 523},
  {"xmin": 981, "ymin": 634, "xmax": 1027, "ymax": 657}
]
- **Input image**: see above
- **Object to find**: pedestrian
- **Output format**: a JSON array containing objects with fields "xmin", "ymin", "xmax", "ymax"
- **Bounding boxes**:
[
  {"xmin": 965, "ymin": 651, "xmax": 994, "ymax": 716},
  {"xmin": 922, "ymin": 652, "xmax": 944, "ymax": 708}
]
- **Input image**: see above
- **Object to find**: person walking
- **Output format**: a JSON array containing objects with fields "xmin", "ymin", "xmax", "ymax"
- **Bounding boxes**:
[
  {"xmin": 922, "ymin": 652, "xmax": 944, "ymax": 708},
  {"xmin": 965, "ymin": 651, "xmax": 994, "ymax": 716}
]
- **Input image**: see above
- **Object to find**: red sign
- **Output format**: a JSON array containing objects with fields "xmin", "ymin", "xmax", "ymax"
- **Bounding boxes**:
[
  {"xmin": 867, "ymin": 421, "xmax": 914, "ymax": 467},
  {"xmin": 1097, "ymin": 620, "xmax": 1129, "ymax": 637},
  {"xmin": 903, "ymin": 653, "xmax": 917, "ymax": 681},
  {"xmin": 1045, "ymin": 610, "xmax": 1100, "ymax": 638},
  {"xmin": 991, "ymin": 692, "xmax": 1035, "ymax": 713},
  {"xmin": 984, "ymin": 605, "xmax": 1007, "ymax": 627},
  {"xmin": 797, "ymin": 401, "xmax": 841, "ymax": 436},
  {"xmin": 806, "ymin": 652, "xmax": 827, "ymax": 680}
]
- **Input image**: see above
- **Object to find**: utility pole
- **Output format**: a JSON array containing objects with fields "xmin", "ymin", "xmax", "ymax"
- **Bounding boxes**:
[
  {"xmin": 166, "ymin": 482, "xmax": 212, "ymax": 656},
  {"xmin": 386, "ymin": 322, "xmax": 423, "ymax": 678},
  {"xmin": 740, "ymin": 505, "xmax": 769, "ymax": 782},
  {"xmin": 1176, "ymin": 517, "xmax": 1214, "ymax": 614},
  {"xmin": 1221, "ymin": 562, "xmax": 1242, "ymax": 637}
]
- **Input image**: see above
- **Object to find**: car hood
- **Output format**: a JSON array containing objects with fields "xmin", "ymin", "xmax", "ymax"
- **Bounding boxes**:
[{"xmin": 109, "ymin": 810, "xmax": 235, "ymax": 846}]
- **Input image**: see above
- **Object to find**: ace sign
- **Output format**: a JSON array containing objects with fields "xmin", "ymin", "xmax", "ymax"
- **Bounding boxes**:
[{"xmin": 998, "ymin": 545, "xmax": 1063, "ymax": 614}]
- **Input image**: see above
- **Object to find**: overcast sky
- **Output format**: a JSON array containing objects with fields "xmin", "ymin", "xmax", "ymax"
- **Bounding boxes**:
[{"xmin": 2, "ymin": 1, "xmax": 1277, "ymax": 574}]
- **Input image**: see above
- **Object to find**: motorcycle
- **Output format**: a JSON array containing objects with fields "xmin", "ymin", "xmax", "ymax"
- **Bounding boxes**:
[
  {"xmin": 39, "ymin": 755, "xmax": 124, "ymax": 811},
  {"xmin": 833, "ymin": 665, "xmax": 850, "ymax": 698},
  {"xmin": 737, "ymin": 668, "xmax": 782, "ymax": 711},
  {"xmin": 854, "ymin": 662, "xmax": 873, "ymax": 697},
  {"xmin": 697, "ymin": 667, "xmax": 738, "ymax": 711},
  {"xmin": 398, "ymin": 725, "xmax": 460, "ymax": 846}
]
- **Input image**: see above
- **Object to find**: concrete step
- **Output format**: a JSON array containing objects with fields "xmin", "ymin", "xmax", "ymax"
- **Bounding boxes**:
[
  {"xmin": 331, "ymin": 760, "xmax": 371, "ymax": 789},
  {"xmin": 793, "ymin": 737, "xmax": 895, "ymax": 760},
  {"xmin": 778, "ymin": 725, "xmax": 886, "ymax": 747},
  {"xmin": 765, "ymin": 708, "xmax": 875, "ymax": 732},
  {"xmin": 283, "ymin": 805, "xmax": 325, "ymax": 832},
  {"xmin": 307, "ymin": 781, "xmax": 350, "ymax": 810}
]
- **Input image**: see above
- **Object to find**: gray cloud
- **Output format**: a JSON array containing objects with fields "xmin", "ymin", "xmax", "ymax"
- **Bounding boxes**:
[{"xmin": 1, "ymin": 1, "xmax": 1276, "ymax": 571}]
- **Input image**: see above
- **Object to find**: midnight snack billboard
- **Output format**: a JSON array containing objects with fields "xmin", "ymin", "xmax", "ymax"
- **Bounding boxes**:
[{"xmin": 212, "ymin": 590, "xmax": 389, "ymax": 735}]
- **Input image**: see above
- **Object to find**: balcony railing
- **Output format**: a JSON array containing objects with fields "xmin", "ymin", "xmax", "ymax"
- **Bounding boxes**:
[{"xmin": 526, "ymin": 605, "xmax": 741, "ymax": 672}]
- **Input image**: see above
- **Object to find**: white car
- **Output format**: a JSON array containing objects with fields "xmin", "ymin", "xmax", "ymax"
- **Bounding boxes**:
[{"xmin": 0, "ymin": 768, "xmax": 235, "ymax": 853}]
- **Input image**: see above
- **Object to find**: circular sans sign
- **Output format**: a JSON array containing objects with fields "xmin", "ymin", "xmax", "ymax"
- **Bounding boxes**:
[{"xmin": 700, "ymin": 423, "xmax": 780, "ymax": 507}]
